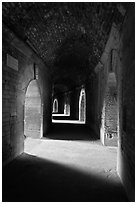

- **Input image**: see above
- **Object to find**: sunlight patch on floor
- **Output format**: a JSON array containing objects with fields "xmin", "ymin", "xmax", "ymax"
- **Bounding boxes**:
[
  {"xmin": 52, "ymin": 114, "xmax": 70, "ymax": 116},
  {"xmin": 24, "ymin": 137, "xmax": 118, "ymax": 183},
  {"xmin": 52, "ymin": 119, "xmax": 85, "ymax": 124}
]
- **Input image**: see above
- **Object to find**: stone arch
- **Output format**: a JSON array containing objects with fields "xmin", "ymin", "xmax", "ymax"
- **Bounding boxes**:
[
  {"xmin": 64, "ymin": 93, "xmax": 70, "ymax": 116},
  {"xmin": 79, "ymin": 88, "xmax": 86, "ymax": 122},
  {"xmin": 53, "ymin": 98, "xmax": 58, "ymax": 113},
  {"xmin": 24, "ymin": 79, "xmax": 42, "ymax": 139},
  {"xmin": 100, "ymin": 72, "xmax": 118, "ymax": 146},
  {"xmin": 64, "ymin": 103, "xmax": 70, "ymax": 116}
]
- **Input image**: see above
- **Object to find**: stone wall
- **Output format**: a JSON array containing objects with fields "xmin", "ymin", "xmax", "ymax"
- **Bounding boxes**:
[
  {"xmin": 87, "ymin": 5, "xmax": 135, "ymax": 199},
  {"xmin": 97, "ymin": 25, "xmax": 118, "ymax": 146},
  {"xmin": 102, "ymin": 72, "xmax": 118, "ymax": 146},
  {"xmin": 96, "ymin": 4, "xmax": 135, "ymax": 200},
  {"xmin": 2, "ymin": 24, "xmax": 51, "ymax": 165},
  {"xmin": 117, "ymin": 4, "xmax": 135, "ymax": 201}
]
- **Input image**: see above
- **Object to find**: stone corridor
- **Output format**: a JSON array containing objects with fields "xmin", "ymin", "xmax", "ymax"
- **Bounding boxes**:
[{"xmin": 2, "ymin": 2, "xmax": 135, "ymax": 201}]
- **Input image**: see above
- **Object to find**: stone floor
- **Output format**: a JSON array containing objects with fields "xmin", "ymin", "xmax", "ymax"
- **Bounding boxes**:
[{"xmin": 2, "ymin": 123, "xmax": 128, "ymax": 202}]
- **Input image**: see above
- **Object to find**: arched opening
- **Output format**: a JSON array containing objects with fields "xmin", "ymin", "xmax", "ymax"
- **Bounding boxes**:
[
  {"xmin": 53, "ymin": 98, "xmax": 58, "ymax": 113},
  {"xmin": 64, "ymin": 103, "xmax": 70, "ymax": 116},
  {"xmin": 24, "ymin": 80, "xmax": 42, "ymax": 139},
  {"xmin": 100, "ymin": 72, "xmax": 118, "ymax": 146},
  {"xmin": 79, "ymin": 88, "xmax": 86, "ymax": 122}
]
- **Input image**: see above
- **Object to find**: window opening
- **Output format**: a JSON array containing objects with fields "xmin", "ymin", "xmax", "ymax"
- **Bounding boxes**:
[
  {"xmin": 53, "ymin": 98, "xmax": 58, "ymax": 113},
  {"xmin": 79, "ymin": 88, "xmax": 86, "ymax": 122},
  {"xmin": 64, "ymin": 103, "xmax": 70, "ymax": 116}
]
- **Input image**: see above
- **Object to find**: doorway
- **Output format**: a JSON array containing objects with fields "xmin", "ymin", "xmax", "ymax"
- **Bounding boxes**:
[
  {"xmin": 53, "ymin": 98, "xmax": 58, "ymax": 113},
  {"xmin": 24, "ymin": 80, "xmax": 42, "ymax": 139}
]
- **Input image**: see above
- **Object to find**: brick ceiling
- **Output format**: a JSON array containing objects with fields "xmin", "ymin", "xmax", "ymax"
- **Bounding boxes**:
[{"xmin": 2, "ymin": 2, "xmax": 129, "ymax": 94}]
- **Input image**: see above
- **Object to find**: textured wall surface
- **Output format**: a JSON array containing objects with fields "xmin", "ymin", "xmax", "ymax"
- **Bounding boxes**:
[
  {"xmin": 117, "ymin": 4, "xmax": 135, "ymax": 201},
  {"xmin": 2, "ymin": 25, "xmax": 51, "ymax": 165},
  {"xmin": 85, "ymin": 5, "xmax": 135, "ymax": 200},
  {"xmin": 103, "ymin": 73, "xmax": 118, "ymax": 146},
  {"xmin": 96, "ymin": 4, "xmax": 135, "ymax": 200}
]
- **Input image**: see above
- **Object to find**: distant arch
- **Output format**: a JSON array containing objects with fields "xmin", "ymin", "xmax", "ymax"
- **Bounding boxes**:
[
  {"xmin": 79, "ymin": 88, "xmax": 86, "ymax": 122},
  {"xmin": 53, "ymin": 98, "xmax": 58, "ymax": 113},
  {"xmin": 64, "ymin": 103, "xmax": 70, "ymax": 116}
]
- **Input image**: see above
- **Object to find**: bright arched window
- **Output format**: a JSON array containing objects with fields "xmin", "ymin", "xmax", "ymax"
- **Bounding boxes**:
[
  {"xmin": 53, "ymin": 98, "xmax": 58, "ymax": 113},
  {"xmin": 79, "ymin": 88, "xmax": 86, "ymax": 122}
]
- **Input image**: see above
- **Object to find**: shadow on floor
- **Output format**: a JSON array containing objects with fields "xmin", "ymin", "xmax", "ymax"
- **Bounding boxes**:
[
  {"xmin": 3, "ymin": 153, "xmax": 128, "ymax": 202},
  {"xmin": 46, "ymin": 123, "xmax": 99, "ymax": 141}
]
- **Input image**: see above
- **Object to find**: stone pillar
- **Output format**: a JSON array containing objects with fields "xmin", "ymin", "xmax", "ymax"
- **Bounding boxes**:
[
  {"xmin": 70, "ymin": 88, "xmax": 79, "ymax": 120},
  {"xmin": 86, "ymin": 76, "xmax": 100, "ymax": 137},
  {"xmin": 43, "ymin": 76, "xmax": 52, "ymax": 136}
]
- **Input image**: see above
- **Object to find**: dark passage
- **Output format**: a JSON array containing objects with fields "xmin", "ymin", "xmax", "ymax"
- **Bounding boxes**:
[{"xmin": 46, "ymin": 123, "xmax": 98, "ymax": 141}]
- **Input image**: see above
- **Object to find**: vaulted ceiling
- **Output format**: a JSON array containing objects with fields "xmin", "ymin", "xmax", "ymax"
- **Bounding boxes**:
[{"xmin": 2, "ymin": 2, "xmax": 129, "ymax": 94}]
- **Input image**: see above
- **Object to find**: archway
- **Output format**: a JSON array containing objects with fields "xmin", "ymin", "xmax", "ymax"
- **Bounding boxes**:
[
  {"xmin": 24, "ymin": 80, "xmax": 42, "ymax": 139},
  {"xmin": 79, "ymin": 88, "xmax": 86, "ymax": 122},
  {"xmin": 64, "ymin": 103, "xmax": 70, "ymax": 116},
  {"xmin": 100, "ymin": 72, "xmax": 118, "ymax": 146},
  {"xmin": 53, "ymin": 98, "xmax": 58, "ymax": 113}
]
